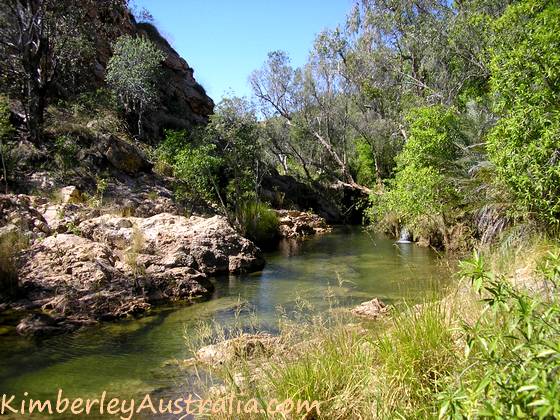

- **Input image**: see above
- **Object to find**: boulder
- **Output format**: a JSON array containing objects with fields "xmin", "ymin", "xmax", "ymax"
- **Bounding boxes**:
[
  {"xmin": 59, "ymin": 186, "xmax": 82, "ymax": 204},
  {"xmin": 275, "ymin": 210, "xmax": 331, "ymax": 239},
  {"xmin": 79, "ymin": 213, "xmax": 265, "ymax": 275},
  {"xmin": 98, "ymin": 135, "xmax": 153, "ymax": 175},
  {"xmin": 194, "ymin": 334, "xmax": 279, "ymax": 367},
  {"xmin": 351, "ymin": 298, "xmax": 389, "ymax": 320},
  {"xmin": 16, "ymin": 233, "xmax": 213, "ymax": 331}
]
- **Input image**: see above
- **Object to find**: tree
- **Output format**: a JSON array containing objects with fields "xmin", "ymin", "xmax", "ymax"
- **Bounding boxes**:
[
  {"xmin": 205, "ymin": 97, "xmax": 263, "ymax": 205},
  {"xmin": 372, "ymin": 105, "xmax": 465, "ymax": 244},
  {"xmin": 250, "ymin": 50, "xmax": 369, "ymax": 191},
  {"xmin": 0, "ymin": 96, "xmax": 14, "ymax": 193},
  {"xmin": 0, "ymin": 0, "xmax": 116, "ymax": 142},
  {"xmin": 487, "ymin": 0, "xmax": 560, "ymax": 225},
  {"xmin": 105, "ymin": 35, "xmax": 165, "ymax": 139}
]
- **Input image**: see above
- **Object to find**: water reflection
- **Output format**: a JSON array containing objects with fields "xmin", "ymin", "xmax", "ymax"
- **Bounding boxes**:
[{"xmin": 0, "ymin": 227, "xmax": 447, "ymax": 405}]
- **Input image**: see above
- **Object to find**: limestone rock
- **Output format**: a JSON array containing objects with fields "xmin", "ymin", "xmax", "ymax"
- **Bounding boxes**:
[{"xmin": 79, "ymin": 213, "xmax": 265, "ymax": 275}]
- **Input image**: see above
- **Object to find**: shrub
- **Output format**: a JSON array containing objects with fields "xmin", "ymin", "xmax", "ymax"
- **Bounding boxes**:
[
  {"xmin": 106, "ymin": 35, "xmax": 165, "ymax": 138},
  {"xmin": 353, "ymin": 137, "xmax": 378, "ymax": 188},
  {"xmin": 155, "ymin": 129, "xmax": 223, "ymax": 203},
  {"xmin": 53, "ymin": 135, "xmax": 79, "ymax": 171},
  {"xmin": 173, "ymin": 143, "xmax": 222, "ymax": 202},
  {"xmin": 439, "ymin": 251, "xmax": 560, "ymax": 418},
  {"xmin": 236, "ymin": 201, "xmax": 279, "ymax": 247},
  {"xmin": 487, "ymin": 0, "xmax": 560, "ymax": 226}
]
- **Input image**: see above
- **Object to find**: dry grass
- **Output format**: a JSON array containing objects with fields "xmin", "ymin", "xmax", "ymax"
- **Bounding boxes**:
[{"xmin": 124, "ymin": 225, "xmax": 146, "ymax": 277}]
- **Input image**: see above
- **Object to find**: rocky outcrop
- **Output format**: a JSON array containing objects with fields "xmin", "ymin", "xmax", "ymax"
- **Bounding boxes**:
[
  {"xmin": 135, "ymin": 22, "xmax": 214, "ymax": 134},
  {"xmin": 275, "ymin": 210, "xmax": 331, "ymax": 239},
  {"xmin": 78, "ymin": 213, "xmax": 265, "ymax": 274},
  {"xmin": 86, "ymin": 2, "xmax": 214, "ymax": 137},
  {"xmin": 0, "ymin": 194, "xmax": 51, "ymax": 241},
  {"xmin": 5, "ymin": 199, "xmax": 264, "ymax": 336},
  {"xmin": 351, "ymin": 298, "xmax": 389, "ymax": 320}
]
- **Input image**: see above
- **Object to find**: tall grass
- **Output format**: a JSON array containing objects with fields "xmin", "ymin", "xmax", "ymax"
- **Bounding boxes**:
[
  {"xmin": 0, "ymin": 229, "xmax": 28, "ymax": 300},
  {"xmin": 185, "ymin": 238, "xmax": 560, "ymax": 419},
  {"xmin": 236, "ymin": 201, "xmax": 279, "ymax": 247},
  {"xmin": 375, "ymin": 302, "xmax": 456, "ymax": 418}
]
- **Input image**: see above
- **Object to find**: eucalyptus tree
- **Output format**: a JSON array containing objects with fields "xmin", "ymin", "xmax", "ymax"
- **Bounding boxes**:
[
  {"xmin": 250, "ymin": 50, "xmax": 368, "ymax": 191},
  {"xmin": 0, "ymin": 0, "xmax": 122, "ymax": 142}
]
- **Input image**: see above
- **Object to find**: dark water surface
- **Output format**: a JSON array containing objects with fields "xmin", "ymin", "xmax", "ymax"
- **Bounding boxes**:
[{"xmin": 0, "ymin": 227, "xmax": 447, "ymax": 411}]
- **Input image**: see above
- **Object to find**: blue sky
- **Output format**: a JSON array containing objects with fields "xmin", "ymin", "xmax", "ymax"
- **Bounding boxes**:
[{"xmin": 133, "ymin": 0, "xmax": 354, "ymax": 102}]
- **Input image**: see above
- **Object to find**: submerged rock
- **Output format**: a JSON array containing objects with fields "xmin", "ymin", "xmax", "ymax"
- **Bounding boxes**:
[{"xmin": 351, "ymin": 298, "xmax": 389, "ymax": 320}]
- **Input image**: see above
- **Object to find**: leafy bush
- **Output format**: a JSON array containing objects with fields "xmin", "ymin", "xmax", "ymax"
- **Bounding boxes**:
[
  {"xmin": 353, "ymin": 137, "xmax": 378, "ymax": 187},
  {"xmin": 439, "ymin": 251, "xmax": 560, "ymax": 418},
  {"xmin": 173, "ymin": 143, "xmax": 222, "ymax": 202},
  {"xmin": 236, "ymin": 201, "xmax": 279, "ymax": 247},
  {"xmin": 155, "ymin": 129, "xmax": 222, "ymax": 202},
  {"xmin": 369, "ymin": 105, "xmax": 465, "ymax": 242},
  {"xmin": 487, "ymin": 0, "xmax": 560, "ymax": 226}
]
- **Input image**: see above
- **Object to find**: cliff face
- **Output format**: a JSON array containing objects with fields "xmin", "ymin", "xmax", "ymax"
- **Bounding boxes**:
[
  {"xmin": 89, "ymin": 3, "xmax": 214, "ymax": 137},
  {"xmin": 134, "ymin": 22, "xmax": 214, "ymax": 135}
]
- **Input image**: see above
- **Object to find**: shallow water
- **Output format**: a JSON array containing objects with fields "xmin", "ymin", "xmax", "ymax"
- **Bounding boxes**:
[{"xmin": 0, "ymin": 227, "xmax": 447, "ymax": 409}]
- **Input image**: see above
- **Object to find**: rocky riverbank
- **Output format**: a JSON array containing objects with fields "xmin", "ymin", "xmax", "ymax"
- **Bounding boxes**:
[{"xmin": 0, "ymin": 192, "xmax": 265, "ymax": 337}]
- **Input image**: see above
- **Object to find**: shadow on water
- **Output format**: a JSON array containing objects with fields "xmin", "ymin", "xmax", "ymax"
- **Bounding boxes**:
[{"xmin": 0, "ymin": 226, "xmax": 449, "ymax": 404}]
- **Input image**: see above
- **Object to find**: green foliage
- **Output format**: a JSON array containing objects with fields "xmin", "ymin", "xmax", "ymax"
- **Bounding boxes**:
[
  {"xmin": 174, "ymin": 143, "xmax": 222, "ymax": 200},
  {"xmin": 0, "ymin": 96, "xmax": 13, "ymax": 140},
  {"xmin": 440, "ymin": 251, "xmax": 560, "ymax": 418},
  {"xmin": 156, "ymin": 129, "xmax": 223, "ymax": 203},
  {"xmin": 0, "ymin": 95, "xmax": 14, "ymax": 192},
  {"xmin": 0, "ymin": 229, "xmax": 28, "ymax": 301},
  {"xmin": 173, "ymin": 143, "xmax": 222, "ymax": 202},
  {"xmin": 53, "ymin": 135, "xmax": 79, "ymax": 172},
  {"xmin": 400, "ymin": 106, "xmax": 463, "ymax": 168},
  {"xmin": 487, "ymin": 0, "xmax": 560, "ymax": 226},
  {"xmin": 370, "ymin": 106, "xmax": 464, "ymax": 236},
  {"xmin": 235, "ymin": 201, "xmax": 279, "ymax": 246},
  {"xmin": 353, "ymin": 138, "xmax": 377, "ymax": 187},
  {"xmin": 106, "ymin": 35, "xmax": 165, "ymax": 137},
  {"xmin": 207, "ymin": 97, "xmax": 262, "ymax": 205}
]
